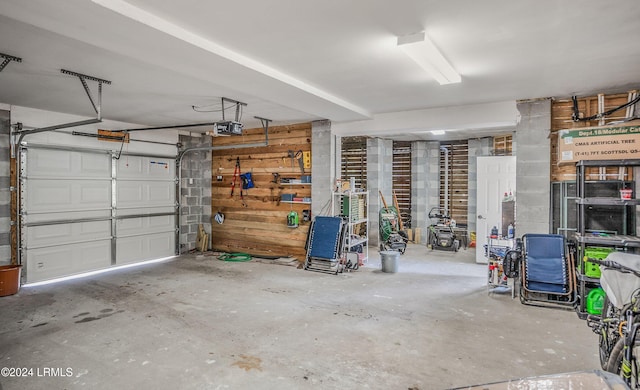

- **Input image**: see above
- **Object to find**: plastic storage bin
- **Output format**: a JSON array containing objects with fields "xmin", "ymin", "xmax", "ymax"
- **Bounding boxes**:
[{"xmin": 584, "ymin": 247, "xmax": 615, "ymax": 278}]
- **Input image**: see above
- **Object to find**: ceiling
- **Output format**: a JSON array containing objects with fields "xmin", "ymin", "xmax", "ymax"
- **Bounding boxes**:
[{"xmin": 0, "ymin": 0, "xmax": 639, "ymax": 141}]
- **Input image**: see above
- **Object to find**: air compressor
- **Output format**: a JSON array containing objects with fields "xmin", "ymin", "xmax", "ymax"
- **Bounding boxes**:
[{"xmin": 287, "ymin": 211, "xmax": 299, "ymax": 228}]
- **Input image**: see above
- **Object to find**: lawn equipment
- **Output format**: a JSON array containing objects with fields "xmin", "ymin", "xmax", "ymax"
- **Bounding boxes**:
[
  {"xmin": 379, "ymin": 205, "xmax": 407, "ymax": 254},
  {"xmin": 427, "ymin": 207, "xmax": 459, "ymax": 252}
]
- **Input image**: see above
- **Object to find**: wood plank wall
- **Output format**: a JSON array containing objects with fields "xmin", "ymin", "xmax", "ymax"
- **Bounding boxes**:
[
  {"xmin": 439, "ymin": 141, "xmax": 469, "ymax": 226},
  {"xmin": 493, "ymin": 135, "xmax": 512, "ymax": 156},
  {"xmin": 341, "ymin": 136, "xmax": 368, "ymax": 189},
  {"xmin": 392, "ymin": 141, "xmax": 412, "ymax": 227},
  {"xmin": 211, "ymin": 123, "xmax": 312, "ymax": 260},
  {"xmin": 551, "ymin": 92, "xmax": 637, "ymax": 181}
]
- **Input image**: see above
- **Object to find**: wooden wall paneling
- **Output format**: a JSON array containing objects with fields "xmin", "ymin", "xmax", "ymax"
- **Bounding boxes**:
[
  {"xmin": 211, "ymin": 123, "xmax": 312, "ymax": 260},
  {"xmin": 493, "ymin": 135, "xmax": 512, "ymax": 156},
  {"xmin": 439, "ymin": 141, "xmax": 469, "ymax": 226},
  {"xmin": 392, "ymin": 141, "xmax": 412, "ymax": 227}
]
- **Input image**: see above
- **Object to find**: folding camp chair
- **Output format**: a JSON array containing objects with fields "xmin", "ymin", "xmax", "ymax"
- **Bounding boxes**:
[
  {"xmin": 304, "ymin": 216, "xmax": 348, "ymax": 274},
  {"xmin": 519, "ymin": 233, "xmax": 576, "ymax": 308}
]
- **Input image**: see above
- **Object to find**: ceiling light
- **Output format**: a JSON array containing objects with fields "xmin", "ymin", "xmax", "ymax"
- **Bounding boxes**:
[
  {"xmin": 431, "ymin": 130, "xmax": 446, "ymax": 135},
  {"xmin": 397, "ymin": 31, "xmax": 461, "ymax": 85}
]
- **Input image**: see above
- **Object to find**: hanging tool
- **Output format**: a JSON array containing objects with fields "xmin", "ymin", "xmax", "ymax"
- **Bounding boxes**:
[
  {"xmin": 286, "ymin": 150, "xmax": 305, "ymax": 173},
  {"xmin": 296, "ymin": 150, "xmax": 304, "ymax": 173},
  {"xmin": 230, "ymin": 157, "xmax": 247, "ymax": 207},
  {"xmin": 230, "ymin": 157, "xmax": 241, "ymax": 197}
]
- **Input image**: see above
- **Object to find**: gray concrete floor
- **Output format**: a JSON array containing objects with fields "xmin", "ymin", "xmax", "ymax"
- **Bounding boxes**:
[{"xmin": 0, "ymin": 244, "xmax": 599, "ymax": 389}]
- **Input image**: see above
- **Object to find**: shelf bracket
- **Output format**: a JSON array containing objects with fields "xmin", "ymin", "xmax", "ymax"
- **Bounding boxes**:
[
  {"xmin": 61, "ymin": 69, "xmax": 112, "ymax": 120},
  {"xmin": 0, "ymin": 52, "xmax": 22, "ymax": 73},
  {"xmin": 254, "ymin": 116, "xmax": 272, "ymax": 146}
]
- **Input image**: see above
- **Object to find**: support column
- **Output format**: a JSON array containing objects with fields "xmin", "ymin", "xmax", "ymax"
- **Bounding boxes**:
[
  {"xmin": 411, "ymin": 141, "xmax": 440, "ymax": 245},
  {"xmin": 311, "ymin": 120, "xmax": 333, "ymax": 219},
  {"xmin": 515, "ymin": 99, "xmax": 551, "ymax": 234},
  {"xmin": 367, "ymin": 138, "xmax": 392, "ymax": 246},
  {"xmin": 411, "ymin": 142, "xmax": 428, "ymax": 244},
  {"xmin": 179, "ymin": 134, "xmax": 212, "ymax": 253}
]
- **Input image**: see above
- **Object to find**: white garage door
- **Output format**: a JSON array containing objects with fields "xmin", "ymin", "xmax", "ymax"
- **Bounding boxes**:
[{"xmin": 20, "ymin": 145, "xmax": 176, "ymax": 283}]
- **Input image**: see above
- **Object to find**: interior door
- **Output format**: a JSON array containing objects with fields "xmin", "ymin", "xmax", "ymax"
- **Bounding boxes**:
[{"xmin": 476, "ymin": 156, "xmax": 516, "ymax": 264}]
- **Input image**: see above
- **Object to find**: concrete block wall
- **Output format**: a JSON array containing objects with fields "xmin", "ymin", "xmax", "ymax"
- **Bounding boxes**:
[
  {"xmin": 367, "ymin": 138, "xmax": 392, "ymax": 246},
  {"xmin": 467, "ymin": 137, "xmax": 493, "ymax": 235},
  {"xmin": 311, "ymin": 120, "xmax": 333, "ymax": 219},
  {"xmin": 515, "ymin": 99, "xmax": 551, "ymax": 234},
  {"xmin": 179, "ymin": 134, "xmax": 212, "ymax": 252},
  {"xmin": 0, "ymin": 110, "xmax": 10, "ymax": 265},
  {"xmin": 411, "ymin": 142, "xmax": 428, "ymax": 244},
  {"xmin": 409, "ymin": 141, "xmax": 440, "ymax": 244}
]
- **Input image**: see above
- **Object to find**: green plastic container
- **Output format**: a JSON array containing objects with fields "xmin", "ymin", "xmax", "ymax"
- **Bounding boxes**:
[
  {"xmin": 584, "ymin": 247, "xmax": 615, "ymax": 278},
  {"xmin": 586, "ymin": 287, "xmax": 606, "ymax": 315}
]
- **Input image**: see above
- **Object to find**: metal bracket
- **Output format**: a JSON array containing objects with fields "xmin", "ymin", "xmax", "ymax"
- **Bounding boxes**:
[
  {"xmin": 0, "ymin": 52, "xmax": 22, "ymax": 73},
  {"xmin": 221, "ymin": 97, "xmax": 247, "ymax": 122},
  {"xmin": 61, "ymin": 69, "xmax": 111, "ymax": 120},
  {"xmin": 254, "ymin": 116, "xmax": 272, "ymax": 145}
]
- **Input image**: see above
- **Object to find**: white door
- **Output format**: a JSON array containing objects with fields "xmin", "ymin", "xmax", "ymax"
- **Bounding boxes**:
[{"xmin": 476, "ymin": 156, "xmax": 516, "ymax": 264}]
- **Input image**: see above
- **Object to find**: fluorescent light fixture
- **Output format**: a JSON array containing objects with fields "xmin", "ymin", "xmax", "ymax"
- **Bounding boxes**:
[
  {"xmin": 431, "ymin": 130, "xmax": 446, "ymax": 135},
  {"xmin": 398, "ymin": 31, "xmax": 461, "ymax": 85},
  {"xmin": 22, "ymin": 256, "xmax": 176, "ymax": 287}
]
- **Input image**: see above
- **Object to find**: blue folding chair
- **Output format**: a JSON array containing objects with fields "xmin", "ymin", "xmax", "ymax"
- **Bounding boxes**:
[
  {"xmin": 304, "ymin": 216, "xmax": 348, "ymax": 274},
  {"xmin": 519, "ymin": 234, "xmax": 576, "ymax": 308}
]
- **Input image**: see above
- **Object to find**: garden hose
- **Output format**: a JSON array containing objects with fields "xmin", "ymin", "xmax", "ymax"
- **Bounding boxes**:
[{"xmin": 217, "ymin": 252, "xmax": 253, "ymax": 262}]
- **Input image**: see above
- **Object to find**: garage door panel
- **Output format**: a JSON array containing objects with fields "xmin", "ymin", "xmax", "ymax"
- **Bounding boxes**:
[
  {"xmin": 117, "ymin": 156, "xmax": 175, "ymax": 179},
  {"xmin": 28, "ymin": 149, "xmax": 110, "ymax": 178},
  {"xmin": 116, "ymin": 206, "xmax": 175, "ymax": 217},
  {"xmin": 23, "ymin": 210, "xmax": 111, "ymax": 224},
  {"xmin": 26, "ymin": 179, "xmax": 111, "ymax": 213},
  {"xmin": 26, "ymin": 221, "xmax": 111, "ymax": 248},
  {"xmin": 21, "ymin": 147, "xmax": 176, "ymax": 283},
  {"xmin": 117, "ymin": 181, "xmax": 174, "ymax": 208},
  {"xmin": 25, "ymin": 240, "xmax": 111, "ymax": 283},
  {"xmin": 116, "ymin": 216, "xmax": 174, "ymax": 237},
  {"xmin": 116, "ymin": 231, "xmax": 173, "ymax": 264}
]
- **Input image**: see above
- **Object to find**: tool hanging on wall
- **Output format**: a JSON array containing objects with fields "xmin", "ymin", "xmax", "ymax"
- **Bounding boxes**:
[
  {"xmin": 303, "ymin": 151, "xmax": 311, "ymax": 169},
  {"xmin": 286, "ymin": 150, "xmax": 305, "ymax": 173},
  {"xmin": 240, "ymin": 171, "xmax": 254, "ymax": 190},
  {"xmin": 230, "ymin": 157, "xmax": 247, "ymax": 207}
]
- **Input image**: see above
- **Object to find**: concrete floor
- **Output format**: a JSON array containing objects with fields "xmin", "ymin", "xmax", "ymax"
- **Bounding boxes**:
[{"xmin": 0, "ymin": 244, "xmax": 599, "ymax": 389}]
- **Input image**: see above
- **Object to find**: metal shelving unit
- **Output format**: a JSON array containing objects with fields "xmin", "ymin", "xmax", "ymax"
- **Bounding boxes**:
[
  {"xmin": 486, "ymin": 237, "xmax": 515, "ymax": 295},
  {"xmin": 332, "ymin": 190, "xmax": 369, "ymax": 265},
  {"xmin": 574, "ymin": 159, "xmax": 640, "ymax": 319}
]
